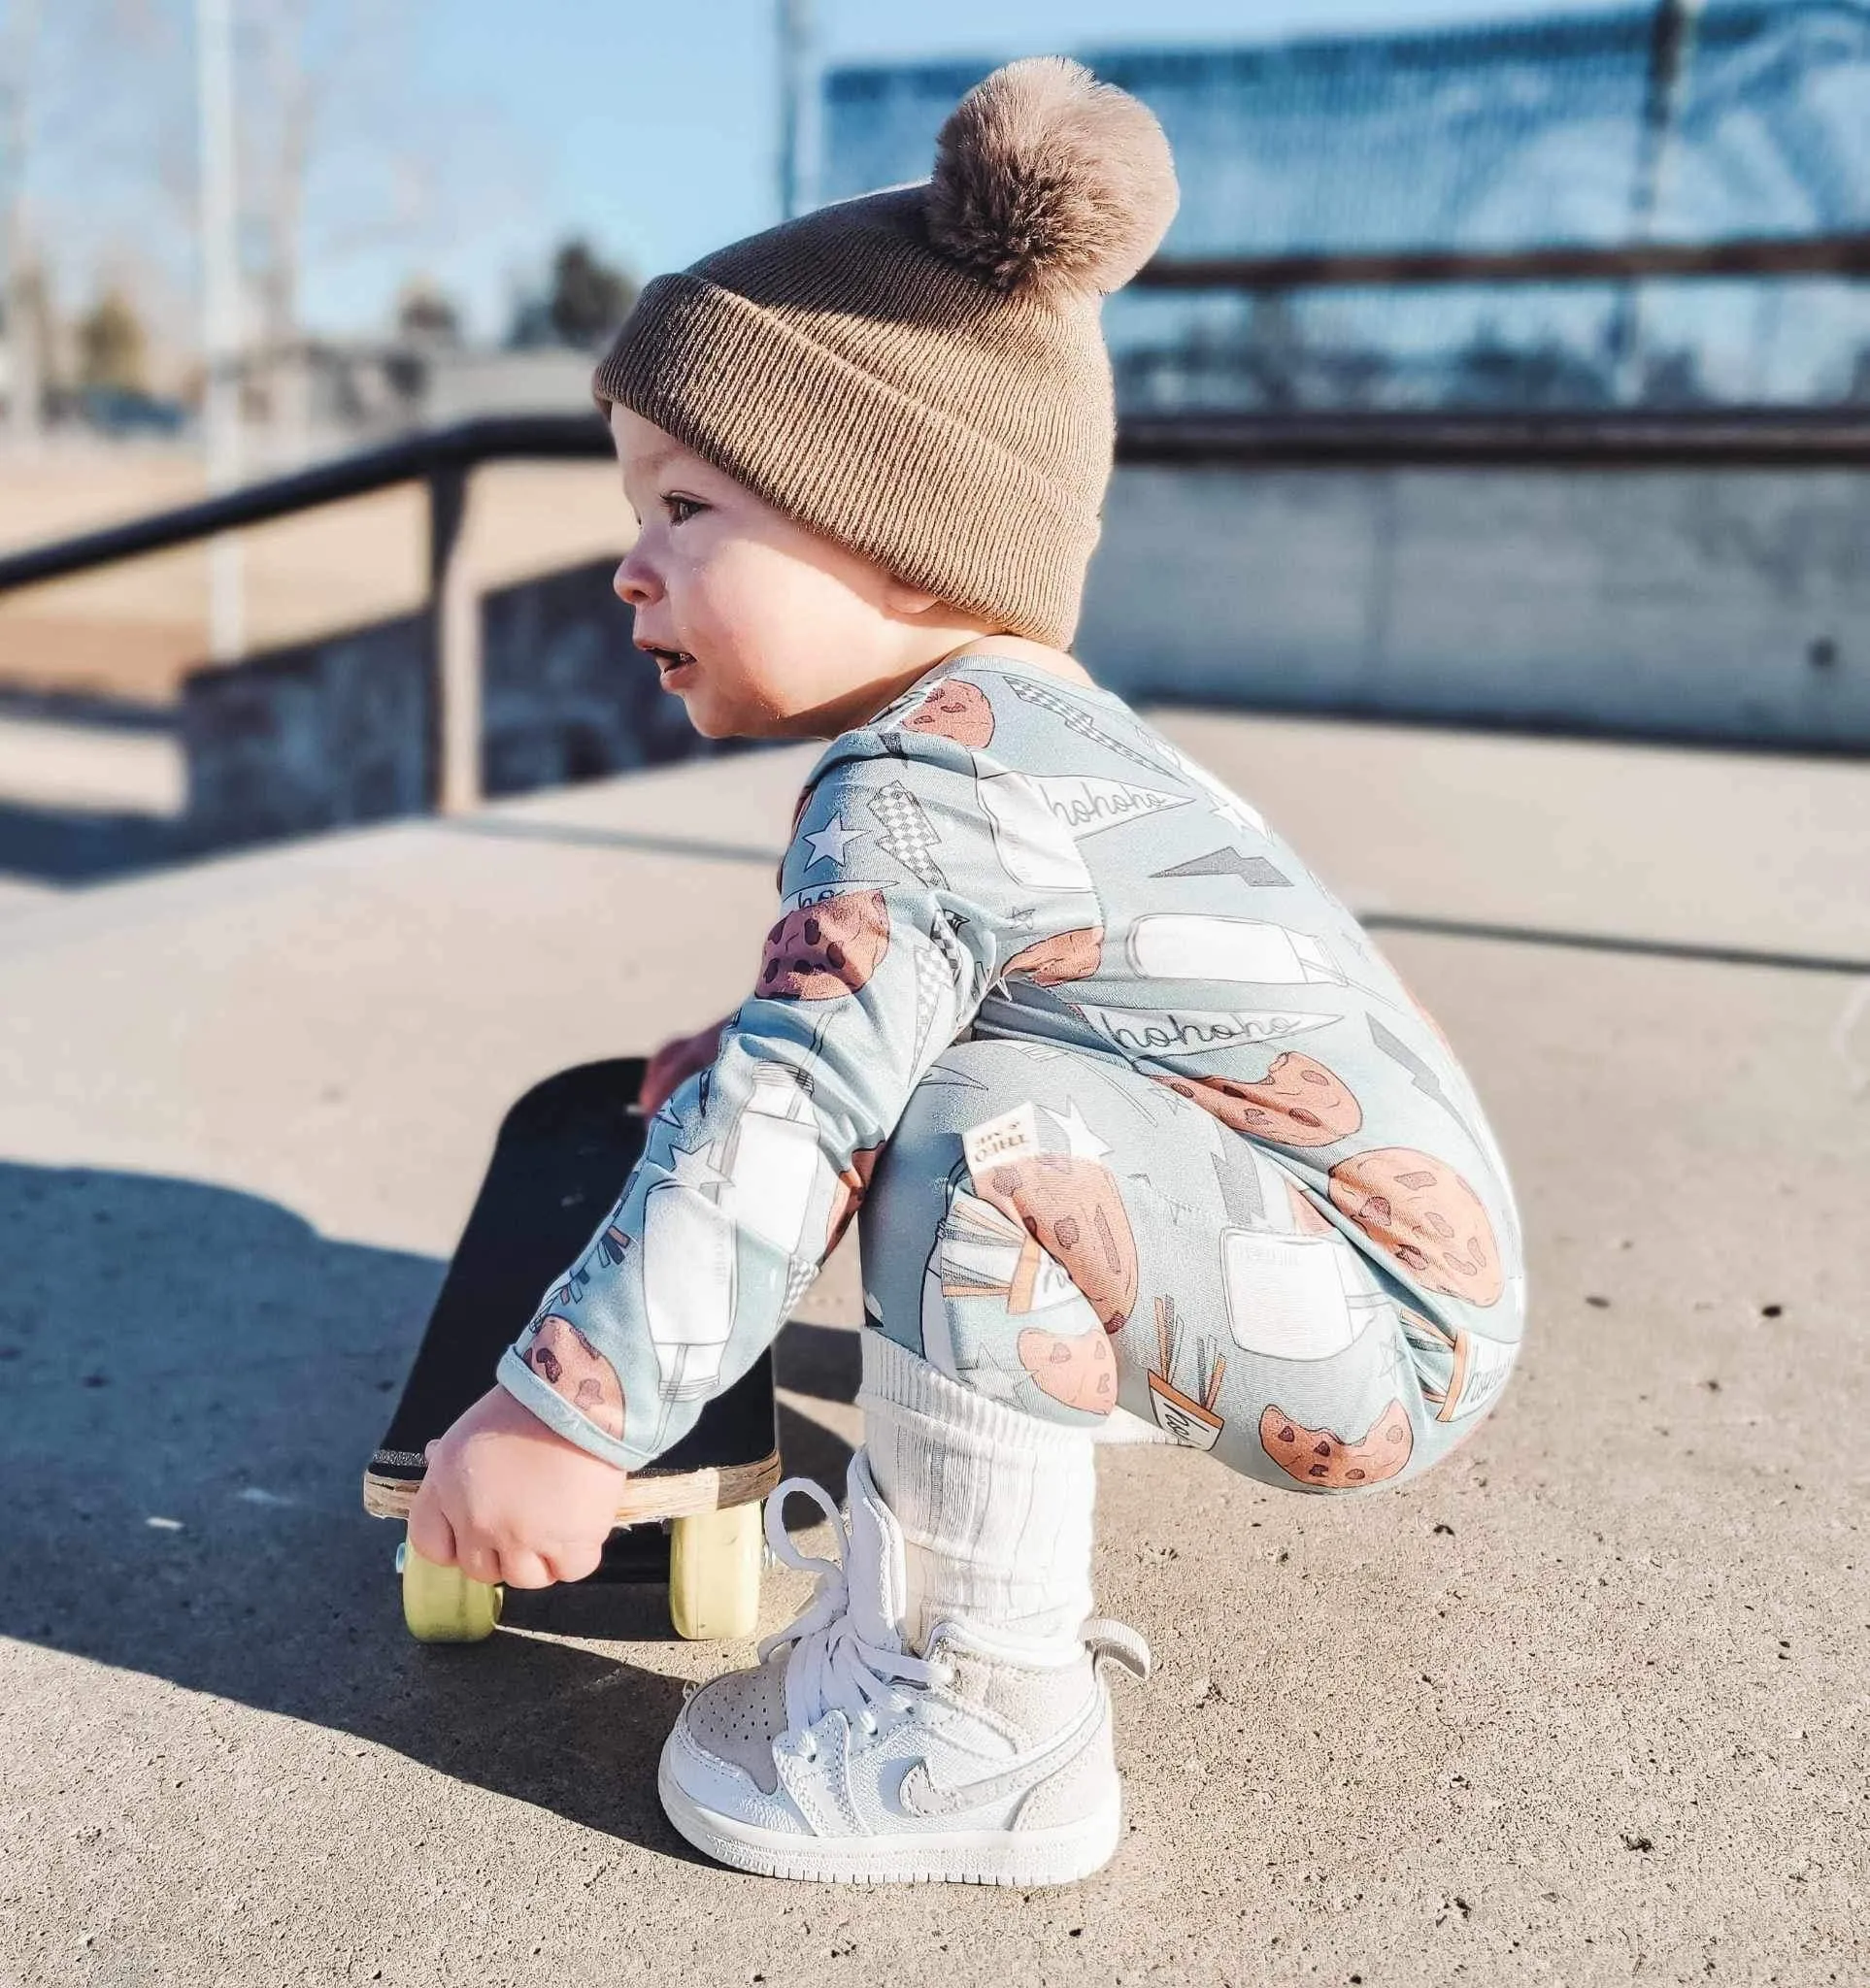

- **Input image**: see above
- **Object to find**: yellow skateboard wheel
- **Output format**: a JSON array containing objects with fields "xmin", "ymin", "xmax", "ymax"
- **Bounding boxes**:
[
  {"xmin": 397, "ymin": 1538, "xmax": 503, "ymax": 1642},
  {"xmin": 668, "ymin": 1504, "xmax": 763, "ymax": 1640}
]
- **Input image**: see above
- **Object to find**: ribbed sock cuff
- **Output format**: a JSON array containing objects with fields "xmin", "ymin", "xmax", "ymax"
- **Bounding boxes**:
[
  {"xmin": 857, "ymin": 1326, "xmax": 1099, "ymax": 1462},
  {"xmin": 856, "ymin": 1329, "xmax": 1096, "ymax": 1645}
]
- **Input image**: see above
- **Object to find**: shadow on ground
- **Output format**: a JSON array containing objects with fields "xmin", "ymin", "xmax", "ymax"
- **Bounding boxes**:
[
  {"xmin": 0, "ymin": 798, "xmax": 187, "ymax": 882},
  {"xmin": 0, "ymin": 1159, "xmax": 853, "ymax": 1853}
]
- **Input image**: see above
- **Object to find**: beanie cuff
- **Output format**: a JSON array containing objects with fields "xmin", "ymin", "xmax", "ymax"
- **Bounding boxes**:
[{"xmin": 594, "ymin": 273, "xmax": 1093, "ymax": 646}]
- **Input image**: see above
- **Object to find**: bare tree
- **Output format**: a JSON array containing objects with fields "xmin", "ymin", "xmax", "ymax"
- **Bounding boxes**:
[
  {"xmin": 2, "ymin": 0, "xmax": 200, "ymax": 424},
  {"xmin": 76, "ymin": 283, "xmax": 149, "ymax": 391},
  {"xmin": 8, "ymin": 0, "xmax": 536, "ymax": 449},
  {"xmin": 246, "ymin": 0, "xmax": 313, "ymax": 358},
  {"xmin": 237, "ymin": 0, "xmax": 531, "ymax": 351}
]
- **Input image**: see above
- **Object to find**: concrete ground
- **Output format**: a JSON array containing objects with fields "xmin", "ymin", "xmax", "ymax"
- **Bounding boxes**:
[{"xmin": 1, "ymin": 710, "xmax": 1865, "ymax": 1987}]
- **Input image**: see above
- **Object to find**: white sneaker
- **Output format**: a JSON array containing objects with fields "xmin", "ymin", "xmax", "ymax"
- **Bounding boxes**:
[{"xmin": 656, "ymin": 1449, "xmax": 1152, "ymax": 1886}]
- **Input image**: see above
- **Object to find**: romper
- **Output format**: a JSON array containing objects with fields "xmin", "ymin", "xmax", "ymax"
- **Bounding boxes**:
[{"xmin": 497, "ymin": 651, "xmax": 1526, "ymax": 1494}]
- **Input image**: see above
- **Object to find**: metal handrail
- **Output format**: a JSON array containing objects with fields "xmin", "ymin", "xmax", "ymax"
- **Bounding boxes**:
[
  {"xmin": 8, "ymin": 406, "xmax": 1870, "ymax": 604},
  {"xmin": 1136, "ymin": 231, "xmax": 1870, "ymax": 291},
  {"xmin": 5, "ymin": 403, "xmax": 1868, "ymax": 812},
  {"xmin": 1118, "ymin": 408, "xmax": 1870, "ymax": 469},
  {"xmin": 0, "ymin": 414, "xmax": 610, "ymax": 598},
  {"xmin": 0, "ymin": 413, "xmax": 614, "ymax": 816}
]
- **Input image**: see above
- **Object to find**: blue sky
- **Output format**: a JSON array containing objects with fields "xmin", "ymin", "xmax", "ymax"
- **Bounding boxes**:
[
  {"xmin": 17, "ymin": 0, "xmax": 1638, "ymax": 342},
  {"xmin": 315, "ymin": 0, "xmax": 1636, "ymax": 339}
]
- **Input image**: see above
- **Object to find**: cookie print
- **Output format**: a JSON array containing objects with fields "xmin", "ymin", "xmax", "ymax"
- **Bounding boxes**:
[
  {"xmin": 1258, "ymin": 1399, "xmax": 1414, "ymax": 1487},
  {"xmin": 972, "ymin": 1151, "xmax": 1140, "ymax": 1334},
  {"xmin": 936, "ymin": 1182, "xmax": 1088, "ymax": 1316},
  {"xmin": 904, "ymin": 678, "xmax": 996, "ymax": 749},
  {"xmin": 1017, "ymin": 1323, "xmax": 1118, "ymax": 1415},
  {"xmin": 1004, "ymin": 925, "xmax": 1105, "ymax": 986},
  {"xmin": 757, "ymin": 890, "xmax": 890, "ymax": 1001},
  {"xmin": 1152, "ymin": 1052, "xmax": 1361, "ymax": 1148},
  {"xmin": 520, "ymin": 1315, "xmax": 626, "ymax": 1441},
  {"xmin": 1328, "ymin": 1147, "xmax": 1503, "ymax": 1306}
]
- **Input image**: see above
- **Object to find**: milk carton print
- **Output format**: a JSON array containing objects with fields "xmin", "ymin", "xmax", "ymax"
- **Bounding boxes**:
[
  {"xmin": 720, "ymin": 1063, "xmax": 830, "ymax": 1258},
  {"xmin": 642, "ymin": 1138, "xmax": 738, "ymax": 1408},
  {"xmin": 1127, "ymin": 915, "xmax": 1348, "ymax": 988},
  {"xmin": 975, "ymin": 769, "xmax": 1096, "ymax": 891}
]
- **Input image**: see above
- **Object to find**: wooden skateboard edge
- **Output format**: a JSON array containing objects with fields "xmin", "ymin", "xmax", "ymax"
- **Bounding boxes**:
[{"xmin": 361, "ymin": 1450, "xmax": 784, "ymax": 1528}]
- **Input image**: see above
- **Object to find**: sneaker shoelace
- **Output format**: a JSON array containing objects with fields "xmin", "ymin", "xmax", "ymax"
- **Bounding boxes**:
[{"xmin": 756, "ymin": 1475, "xmax": 946, "ymax": 1751}]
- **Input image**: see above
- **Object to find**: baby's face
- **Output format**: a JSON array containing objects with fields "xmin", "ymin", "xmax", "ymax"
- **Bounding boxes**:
[{"xmin": 607, "ymin": 404, "xmax": 952, "ymax": 740}]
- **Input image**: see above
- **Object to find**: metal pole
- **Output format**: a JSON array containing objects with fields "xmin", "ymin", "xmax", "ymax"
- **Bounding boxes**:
[
  {"xmin": 777, "ymin": 0, "xmax": 815, "ymax": 220},
  {"xmin": 1, "ymin": 0, "xmax": 44, "ymax": 449},
  {"xmin": 427, "ymin": 465, "xmax": 481, "ymax": 814},
  {"xmin": 196, "ymin": 0, "xmax": 245, "ymax": 661},
  {"xmin": 1608, "ymin": 0, "xmax": 1704, "ymax": 401}
]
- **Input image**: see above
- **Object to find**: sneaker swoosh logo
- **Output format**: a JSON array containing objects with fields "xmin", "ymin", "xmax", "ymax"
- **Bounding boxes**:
[{"xmin": 895, "ymin": 1689, "xmax": 1103, "ymax": 1821}]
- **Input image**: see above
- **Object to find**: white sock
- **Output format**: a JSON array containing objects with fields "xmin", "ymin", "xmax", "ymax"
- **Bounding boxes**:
[{"xmin": 856, "ymin": 1329, "xmax": 1096, "ymax": 1651}]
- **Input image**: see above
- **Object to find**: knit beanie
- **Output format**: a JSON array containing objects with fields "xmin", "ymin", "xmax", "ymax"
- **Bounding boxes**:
[{"xmin": 592, "ymin": 57, "xmax": 1179, "ymax": 647}]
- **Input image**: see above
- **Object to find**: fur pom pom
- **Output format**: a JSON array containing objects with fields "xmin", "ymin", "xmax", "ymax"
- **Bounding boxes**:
[{"xmin": 925, "ymin": 56, "xmax": 1179, "ymax": 302}]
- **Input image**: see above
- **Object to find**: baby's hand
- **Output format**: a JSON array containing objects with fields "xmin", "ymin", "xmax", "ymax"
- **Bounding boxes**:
[
  {"xmin": 408, "ymin": 1385, "xmax": 625, "ymax": 1588},
  {"xmin": 638, "ymin": 1011, "xmax": 735, "ymax": 1116}
]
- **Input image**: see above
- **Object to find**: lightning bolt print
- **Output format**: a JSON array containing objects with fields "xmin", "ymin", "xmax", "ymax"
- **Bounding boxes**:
[
  {"xmin": 1000, "ymin": 676, "xmax": 1179, "ymax": 778},
  {"xmin": 1368, "ymin": 1014, "xmax": 1483, "ymax": 1148},
  {"xmin": 866, "ymin": 780, "xmax": 949, "ymax": 889},
  {"xmin": 1153, "ymin": 846, "xmax": 1291, "ymax": 890}
]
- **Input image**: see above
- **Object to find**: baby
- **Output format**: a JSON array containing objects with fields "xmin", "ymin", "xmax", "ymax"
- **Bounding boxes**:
[{"xmin": 412, "ymin": 56, "xmax": 1524, "ymax": 1887}]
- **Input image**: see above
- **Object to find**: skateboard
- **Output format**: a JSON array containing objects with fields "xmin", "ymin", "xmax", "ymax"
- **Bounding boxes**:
[{"xmin": 362, "ymin": 1057, "xmax": 782, "ymax": 1644}]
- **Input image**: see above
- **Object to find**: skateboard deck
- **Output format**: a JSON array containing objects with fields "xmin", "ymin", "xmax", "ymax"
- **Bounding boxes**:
[{"xmin": 362, "ymin": 1057, "xmax": 781, "ymax": 1599}]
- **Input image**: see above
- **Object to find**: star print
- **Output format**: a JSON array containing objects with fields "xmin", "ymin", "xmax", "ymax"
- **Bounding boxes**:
[
  {"xmin": 665, "ymin": 1140, "xmax": 730, "ymax": 1194},
  {"xmin": 1043, "ymin": 1098, "xmax": 1112, "ymax": 1162},
  {"xmin": 803, "ymin": 814, "xmax": 866, "ymax": 869},
  {"xmin": 1167, "ymin": 747, "xmax": 1266, "ymax": 839}
]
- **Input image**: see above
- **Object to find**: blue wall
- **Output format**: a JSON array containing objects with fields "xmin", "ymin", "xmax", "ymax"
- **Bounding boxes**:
[{"xmin": 823, "ymin": 5, "xmax": 1870, "ymax": 409}]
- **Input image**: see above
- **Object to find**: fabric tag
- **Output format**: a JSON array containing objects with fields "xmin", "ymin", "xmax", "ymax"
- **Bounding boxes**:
[{"xmin": 962, "ymin": 1101, "xmax": 1042, "ymax": 1191}]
